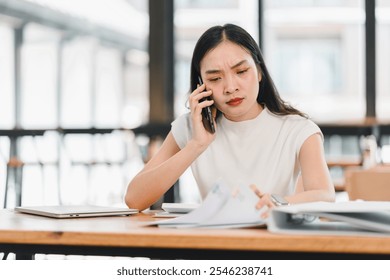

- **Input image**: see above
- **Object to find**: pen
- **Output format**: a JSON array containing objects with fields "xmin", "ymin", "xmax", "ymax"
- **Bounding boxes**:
[{"xmin": 250, "ymin": 184, "xmax": 264, "ymax": 198}]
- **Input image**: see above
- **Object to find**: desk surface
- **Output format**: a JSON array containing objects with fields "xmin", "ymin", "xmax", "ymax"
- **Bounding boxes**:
[{"xmin": 0, "ymin": 210, "xmax": 389, "ymax": 259}]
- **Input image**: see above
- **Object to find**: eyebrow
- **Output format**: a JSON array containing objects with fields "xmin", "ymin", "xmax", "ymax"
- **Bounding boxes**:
[{"xmin": 205, "ymin": 59, "xmax": 249, "ymax": 75}]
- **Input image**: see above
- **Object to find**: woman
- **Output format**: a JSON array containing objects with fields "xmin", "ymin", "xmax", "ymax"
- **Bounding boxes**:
[{"xmin": 125, "ymin": 23, "xmax": 335, "ymax": 211}]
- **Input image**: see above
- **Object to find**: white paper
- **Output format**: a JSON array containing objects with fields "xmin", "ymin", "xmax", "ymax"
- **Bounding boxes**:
[
  {"xmin": 153, "ymin": 180, "xmax": 231, "ymax": 227},
  {"xmin": 152, "ymin": 180, "xmax": 266, "ymax": 228},
  {"xmin": 195, "ymin": 182, "xmax": 265, "ymax": 228}
]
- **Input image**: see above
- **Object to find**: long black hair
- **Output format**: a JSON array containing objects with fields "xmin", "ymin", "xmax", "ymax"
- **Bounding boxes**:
[{"xmin": 190, "ymin": 23, "xmax": 306, "ymax": 118}]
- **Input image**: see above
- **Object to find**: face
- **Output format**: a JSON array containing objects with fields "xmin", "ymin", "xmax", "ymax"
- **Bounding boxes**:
[{"xmin": 200, "ymin": 40, "xmax": 262, "ymax": 122}]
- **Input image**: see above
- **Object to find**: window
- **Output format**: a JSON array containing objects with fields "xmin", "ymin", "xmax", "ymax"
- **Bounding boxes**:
[
  {"xmin": 0, "ymin": 0, "xmax": 148, "ymax": 208},
  {"xmin": 0, "ymin": 23, "xmax": 14, "ymax": 129},
  {"xmin": 275, "ymin": 38, "xmax": 342, "ymax": 96},
  {"xmin": 61, "ymin": 37, "xmax": 97, "ymax": 128},
  {"xmin": 21, "ymin": 23, "xmax": 59, "ymax": 128},
  {"xmin": 377, "ymin": 0, "xmax": 390, "ymax": 121},
  {"xmin": 263, "ymin": 0, "xmax": 365, "ymax": 122}
]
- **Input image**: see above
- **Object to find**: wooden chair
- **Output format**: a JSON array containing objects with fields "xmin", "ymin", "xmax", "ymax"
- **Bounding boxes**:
[{"xmin": 345, "ymin": 166, "xmax": 390, "ymax": 201}]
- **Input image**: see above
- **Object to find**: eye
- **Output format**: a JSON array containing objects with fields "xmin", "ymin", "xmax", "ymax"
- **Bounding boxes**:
[
  {"xmin": 237, "ymin": 68, "xmax": 249, "ymax": 75},
  {"xmin": 208, "ymin": 77, "xmax": 221, "ymax": 82}
]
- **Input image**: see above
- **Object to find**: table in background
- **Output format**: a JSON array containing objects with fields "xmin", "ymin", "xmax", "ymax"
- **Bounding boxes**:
[{"xmin": 327, "ymin": 158, "xmax": 362, "ymax": 192}]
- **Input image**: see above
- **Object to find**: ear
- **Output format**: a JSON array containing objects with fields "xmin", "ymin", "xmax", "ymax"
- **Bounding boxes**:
[{"xmin": 257, "ymin": 66, "xmax": 262, "ymax": 83}]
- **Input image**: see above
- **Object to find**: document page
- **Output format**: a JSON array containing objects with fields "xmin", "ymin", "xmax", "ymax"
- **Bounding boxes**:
[
  {"xmin": 153, "ymin": 181, "xmax": 231, "ymax": 227},
  {"xmin": 195, "ymin": 182, "xmax": 265, "ymax": 228},
  {"xmin": 151, "ymin": 180, "xmax": 265, "ymax": 228}
]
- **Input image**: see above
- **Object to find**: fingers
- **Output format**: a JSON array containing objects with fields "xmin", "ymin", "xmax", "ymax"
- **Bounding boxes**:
[
  {"xmin": 250, "ymin": 184, "xmax": 263, "ymax": 198},
  {"xmin": 255, "ymin": 193, "xmax": 275, "ymax": 210},
  {"xmin": 211, "ymin": 106, "xmax": 218, "ymax": 119},
  {"xmin": 191, "ymin": 84, "xmax": 208, "ymax": 101},
  {"xmin": 250, "ymin": 185, "xmax": 275, "ymax": 208},
  {"xmin": 189, "ymin": 85, "xmax": 215, "ymax": 133},
  {"xmin": 255, "ymin": 194, "xmax": 275, "ymax": 220},
  {"xmin": 261, "ymin": 211, "xmax": 270, "ymax": 220},
  {"xmin": 189, "ymin": 84, "xmax": 214, "ymax": 113},
  {"xmin": 250, "ymin": 184, "xmax": 274, "ymax": 219}
]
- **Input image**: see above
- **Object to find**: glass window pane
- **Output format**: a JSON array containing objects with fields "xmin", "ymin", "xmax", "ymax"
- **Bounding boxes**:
[
  {"xmin": 21, "ymin": 23, "xmax": 59, "ymax": 128},
  {"xmin": 0, "ymin": 137, "xmax": 10, "ymax": 207},
  {"xmin": 377, "ymin": 0, "xmax": 390, "ymax": 121},
  {"xmin": 122, "ymin": 49, "xmax": 150, "ymax": 128},
  {"xmin": 0, "ymin": 23, "xmax": 14, "ymax": 128},
  {"xmin": 263, "ymin": 0, "xmax": 365, "ymax": 122},
  {"xmin": 61, "ymin": 37, "xmax": 95, "ymax": 128},
  {"xmin": 176, "ymin": 0, "xmax": 238, "ymax": 9},
  {"xmin": 275, "ymin": 38, "xmax": 342, "ymax": 96},
  {"xmin": 95, "ymin": 47, "xmax": 122, "ymax": 127}
]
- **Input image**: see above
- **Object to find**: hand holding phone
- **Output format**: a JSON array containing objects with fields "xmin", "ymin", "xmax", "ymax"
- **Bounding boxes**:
[{"xmin": 198, "ymin": 77, "xmax": 215, "ymax": 134}]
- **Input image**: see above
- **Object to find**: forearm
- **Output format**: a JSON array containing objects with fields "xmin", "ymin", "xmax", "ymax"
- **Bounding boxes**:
[
  {"xmin": 286, "ymin": 188, "xmax": 335, "ymax": 204},
  {"xmin": 125, "ymin": 140, "xmax": 205, "ymax": 211}
]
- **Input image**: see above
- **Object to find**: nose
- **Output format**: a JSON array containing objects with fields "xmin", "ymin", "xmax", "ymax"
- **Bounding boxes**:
[{"xmin": 224, "ymin": 75, "xmax": 238, "ymax": 95}]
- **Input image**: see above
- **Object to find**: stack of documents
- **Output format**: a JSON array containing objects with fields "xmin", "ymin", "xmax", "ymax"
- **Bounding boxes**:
[{"xmin": 268, "ymin": 201, "xmax": 390, "ymax": 236}]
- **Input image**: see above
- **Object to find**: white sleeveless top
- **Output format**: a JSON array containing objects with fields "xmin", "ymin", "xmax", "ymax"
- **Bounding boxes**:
[{"xmin": 171, "ymin": 107, "xmax": 322, "ymax": 199}]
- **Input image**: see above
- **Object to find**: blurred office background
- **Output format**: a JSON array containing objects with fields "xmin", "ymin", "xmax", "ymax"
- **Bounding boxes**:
[{"xmin": 1, "ymin": 0, "xmax": 390, "ymax": 210}]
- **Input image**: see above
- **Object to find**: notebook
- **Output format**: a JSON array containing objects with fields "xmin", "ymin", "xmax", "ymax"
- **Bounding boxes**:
[{"xmin": 14, "ymin": 205, "xmax": 139, "ymax": 218}]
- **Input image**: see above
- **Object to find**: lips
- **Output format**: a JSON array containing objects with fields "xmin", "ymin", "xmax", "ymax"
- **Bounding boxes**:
[{"xmin": 226, "ymin": 97, "xmax": 244, "ymax": 106}]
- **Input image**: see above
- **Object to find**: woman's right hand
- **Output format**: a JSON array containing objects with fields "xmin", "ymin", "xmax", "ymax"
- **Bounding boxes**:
[{"xmin": 188, "ymin": 83, "xmax": 216, "ymax": 151}]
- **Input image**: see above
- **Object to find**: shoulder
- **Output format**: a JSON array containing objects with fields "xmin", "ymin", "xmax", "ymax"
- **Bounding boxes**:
[
  {"xmin": 266, "ymin": 110, "xmax": 323, "ymax": 146},
  {"xmin": 171, "ymin": 112, "xmax": 191, "ymax": 128},
  {"xmin": 267, "ymin": 110, "xmax": 320, "ymax": 131}
]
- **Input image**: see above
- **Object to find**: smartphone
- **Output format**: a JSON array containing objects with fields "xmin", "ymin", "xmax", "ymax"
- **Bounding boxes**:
[{"xmin": 198, "ymin": 77, "xmax": 215, "ymax": 133}]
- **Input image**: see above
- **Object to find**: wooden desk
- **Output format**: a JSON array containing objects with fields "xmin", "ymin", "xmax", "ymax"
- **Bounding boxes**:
[
  {"xmin": 326, "ymin": 159, "xmax": 362, "ymax": 168},
  {"xmin": 0, "ymin": 210, "xmax": 389, "ymax": 260}
]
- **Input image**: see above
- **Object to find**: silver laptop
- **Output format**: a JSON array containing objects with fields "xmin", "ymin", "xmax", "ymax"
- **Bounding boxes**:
[{"xmin": 15, "ymin": 205, "xmax": 138, "ymax": 218}]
